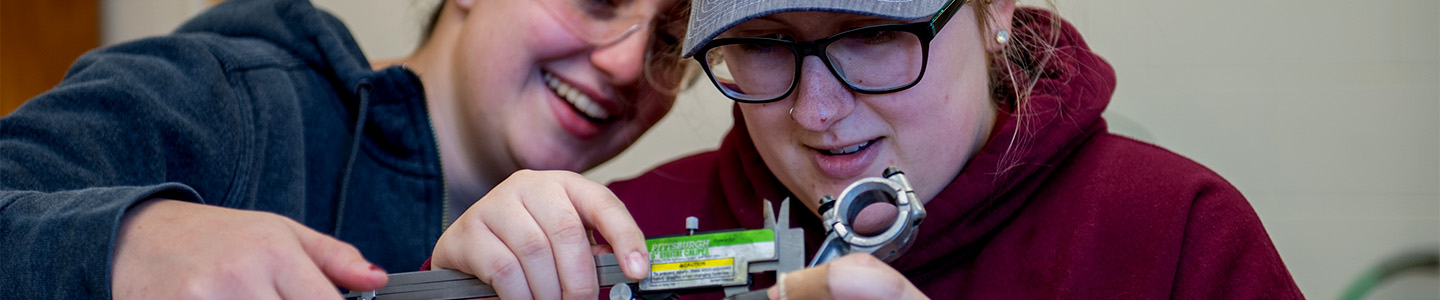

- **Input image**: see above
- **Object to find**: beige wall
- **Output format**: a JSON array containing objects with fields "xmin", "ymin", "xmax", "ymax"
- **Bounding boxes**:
[
  {"xmin": 1056, "ymin": 1, "xmax": 1439, "ymax": 298},
  {"xmin": 102, "ymin": 0, "xmax": 1439, "ymax": 298}
]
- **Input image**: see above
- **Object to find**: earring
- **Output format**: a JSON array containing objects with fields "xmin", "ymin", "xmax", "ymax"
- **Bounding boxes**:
[{"xmin": 996, "ymin": 29, "xmax": 1010, "ymax": 44}]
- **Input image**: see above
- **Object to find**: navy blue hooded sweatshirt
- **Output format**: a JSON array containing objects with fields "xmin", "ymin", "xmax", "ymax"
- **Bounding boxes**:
[{"xmin": 0, "ymin": 0, "xmax": 446, "ymax": 297}]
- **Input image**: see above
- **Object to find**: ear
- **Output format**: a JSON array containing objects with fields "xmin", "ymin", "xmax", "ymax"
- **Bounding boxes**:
[
  {"xmin": 454, "ymin": 0, "xmax": 476, "ymax": 12},
  {"xmin": 983, "ymin": 0, "xmax": 1017, "ymax": 52}
]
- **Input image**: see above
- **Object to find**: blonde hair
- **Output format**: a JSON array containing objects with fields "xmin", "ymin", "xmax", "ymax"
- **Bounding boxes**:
[{"xmin": 974, "ymin": 0, "xmax": 1064, "ymax": 176}]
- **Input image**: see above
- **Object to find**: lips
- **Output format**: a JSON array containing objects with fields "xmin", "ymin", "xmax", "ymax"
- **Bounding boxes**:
[
  {"xmin": 811, "ymin": 138, "xmax": 883, "ymax": 179},
  {"xmin": 543, "ymin": 71, "xmax": 613, "ymax": 122},
  {"xmin": 818, "ymin": 139, "xmax": 875, "ymax": 155},
  {"xmin": 543, "ymin": 70, "xmax": 620, "ymax": 140}
]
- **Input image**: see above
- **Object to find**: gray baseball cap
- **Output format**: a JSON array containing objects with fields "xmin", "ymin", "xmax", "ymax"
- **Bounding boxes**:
[{"xmin": 681, "ymin": 0, "xmax": 952, "ymax": 58}]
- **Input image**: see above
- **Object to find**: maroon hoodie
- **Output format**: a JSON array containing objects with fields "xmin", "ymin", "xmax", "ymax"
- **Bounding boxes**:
[{"xmin": 608, "ymin": 8, "xmax": 1303, "ymax": 299}]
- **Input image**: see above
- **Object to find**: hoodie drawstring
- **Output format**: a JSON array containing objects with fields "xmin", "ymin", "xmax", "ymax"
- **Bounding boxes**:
[{"xmin": 333, "ymin": 82, "xmax": 372, "ymax": 238}]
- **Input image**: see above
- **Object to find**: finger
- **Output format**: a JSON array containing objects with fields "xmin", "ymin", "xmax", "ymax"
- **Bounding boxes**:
[
  {"xmin": 523, "ymin": 187, "xmax": 600, "ymax": 299},
  {"xmin": 289, "ymin": 221, "xmax": 387, "ymax": 291},
  {"xmin": 444, "ymin": 218, "xmax": 536, "ymax": 300},
  {"xmin": 768, "ymin": 263, "xmax": 831, "ymax": 300},
  {"xmin": 273, "ymin": 244, "xmax": 346, "ymax": 300},
  {"xmin": 558, "ymin": 174, "xmax": 650, "ymax": 280},
  {"xmin": 483, "ymin": 194, "xmax": 563, "ymax": 300},
  {"xmin": 827, "ymin": 254, "xmax": 927, "ymax": 300},
  {"xmin": 250, "ymin": 286, "xmax": 285, "ymax": 300}
]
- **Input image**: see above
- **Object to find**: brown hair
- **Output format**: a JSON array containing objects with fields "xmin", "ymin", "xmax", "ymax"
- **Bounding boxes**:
[{"xmin": 642, "ymin": 0, "xmax": 703, "ymax": 96}]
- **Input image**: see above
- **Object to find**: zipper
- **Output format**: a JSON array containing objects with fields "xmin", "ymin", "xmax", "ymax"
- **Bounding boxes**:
[
  {"xmin": 426, "ymin": 109, "xmax": 452, "ymax": 232},
  {"xmin": 403, "ymin": 63, "xmax": 452, "ymax": 233}
]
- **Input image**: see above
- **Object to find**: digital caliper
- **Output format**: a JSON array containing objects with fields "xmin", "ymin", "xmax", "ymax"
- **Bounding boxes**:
[{"xmin": 345, "ymin": 168, "xmax": 923, "ymax": 300}]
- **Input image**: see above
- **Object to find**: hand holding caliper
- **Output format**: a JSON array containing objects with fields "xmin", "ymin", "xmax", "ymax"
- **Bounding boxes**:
[
  {"xmin": 348, "ymin": 168, "xmax": 923, "ymax": 300},
  {"xmin": 428, "ymin": 170, "xmax": 653, "ymax": 299},
  {"xmin": 347, "ymin": 198, "xmax": 804, "ymax": 300}
]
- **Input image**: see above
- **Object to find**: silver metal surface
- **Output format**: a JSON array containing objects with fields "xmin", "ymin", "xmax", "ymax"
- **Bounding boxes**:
[
  {"xmin": 610, "ymin": 282, "xmax": 634, "ymax": 300},
  {"xmin": 345, "ymin": 255, "xmax": 626, "ymax": 300},
  {"xmin": 726, "ymin": 289, "xmax": 772, "ymax": 300},
  {"xmin": 809, "ymin": 167, "xmax": 926, "ymax": 268}
]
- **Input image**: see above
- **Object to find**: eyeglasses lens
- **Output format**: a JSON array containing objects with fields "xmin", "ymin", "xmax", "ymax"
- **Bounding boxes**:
[
  {"xmin": 704, "ymin": 29, "xmax": 925, "ymax": 102},
  {"xmin": 826, "ymin": 30, "xmax": 924, "ymax": 91},
  {"xmin": 537, "ymin": 0, "xmax": 652, "ymax": 46},
  {"xmin": 705, "ymin": 43, "xmax": 797, "ymax": 101}
]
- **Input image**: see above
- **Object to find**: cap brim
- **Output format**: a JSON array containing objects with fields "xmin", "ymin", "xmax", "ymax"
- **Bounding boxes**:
[{"xmin": 682, "ymin": 0, "xmax": 950, "ymax": 58}]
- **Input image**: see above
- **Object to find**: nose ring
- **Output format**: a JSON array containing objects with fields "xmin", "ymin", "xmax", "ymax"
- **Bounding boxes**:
[{"xmin": 789, "ymin": 107, "xmax": 795, "ymax": 121}]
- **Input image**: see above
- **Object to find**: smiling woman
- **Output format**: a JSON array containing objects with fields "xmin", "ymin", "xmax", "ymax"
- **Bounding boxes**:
[
  {"xmin": 0, "ymin": 0, "xmax": 692, "ymax": 298},
  {"xmin": 384, "ymin": 0, "xmax": 693, "ymax": 219}
]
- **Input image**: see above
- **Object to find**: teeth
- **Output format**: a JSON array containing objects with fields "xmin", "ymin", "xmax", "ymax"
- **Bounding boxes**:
[
  {"xmin": 544, "ymin": 72, "xmax": 611, "ymax": 120},
  {"xmin": 824, "ymin": 140, "xmax": 873, "ymax": 155}
]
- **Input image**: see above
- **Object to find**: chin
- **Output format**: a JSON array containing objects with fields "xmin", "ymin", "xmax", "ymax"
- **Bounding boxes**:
[
  {"xmin": 529, "ymin": 149, "xmax": 613, "ymax": 172},
  {"xmin": 513, "ymin": 146, "xmax": 578, "ymax": 172}
]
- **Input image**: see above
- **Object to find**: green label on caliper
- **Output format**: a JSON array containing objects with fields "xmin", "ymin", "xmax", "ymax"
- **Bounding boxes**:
[{"xmin": 640, "ymin": 229, "xmax": 776, "ymax": 291}]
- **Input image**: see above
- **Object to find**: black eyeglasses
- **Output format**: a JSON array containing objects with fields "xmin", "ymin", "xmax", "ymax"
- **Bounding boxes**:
[{"xmin": 694, "ymin": 0, "xmax": 966, "ymax": 103}]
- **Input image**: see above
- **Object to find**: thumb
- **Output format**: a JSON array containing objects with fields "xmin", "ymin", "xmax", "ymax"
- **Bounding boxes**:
[
  {"xmin": 768, "ymin": 263, "xmax": 832, "ymax": 300},
  {"xmin": 291, "ymin": 222, "xmax": 389, "ymax": 291}
]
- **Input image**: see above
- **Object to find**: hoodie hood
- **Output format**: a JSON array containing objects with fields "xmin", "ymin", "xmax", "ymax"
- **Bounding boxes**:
[
  {"xmin": 174, "ymin": 0, "xmax": 434, "ymax": 163},
  {"xmin": 173, "ymin": 0, "xmax": 439, "ymax": 249},
  {"xmin": 175, "ymin": 0, "xmax": 373, "ymax": 93},
  {"xmin": 709, "ymin": 6, "xmax": 1117, "ymax": 274}
]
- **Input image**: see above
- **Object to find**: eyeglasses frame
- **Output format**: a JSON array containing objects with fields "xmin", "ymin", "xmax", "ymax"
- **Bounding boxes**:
[{"xmin": 693, "ymin": 0, "xmax": 967, "ymax": 103}]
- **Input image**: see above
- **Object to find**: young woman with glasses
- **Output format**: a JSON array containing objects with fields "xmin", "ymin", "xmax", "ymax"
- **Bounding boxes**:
[
  {"xmin": 0, "ymin": 0, "xmax": 690, "ymax": 298},
  {"xmin": 599, "ymin": 0, "xmax": 1305, "ymax": 298}
]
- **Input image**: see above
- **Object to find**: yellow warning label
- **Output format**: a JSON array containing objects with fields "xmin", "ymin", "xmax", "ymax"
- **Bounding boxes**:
[{"xmin": 651, "ymin": 258, "xmax": 734, "ymax": 272}]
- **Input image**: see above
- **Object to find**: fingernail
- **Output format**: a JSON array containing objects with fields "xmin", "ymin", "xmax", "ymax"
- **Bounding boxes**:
[
  {"xmin": 369, "ymin": 264, "xmax": 386, "ymax": 274},
  {"xmin": 626, "ymin": 251, "xmax": 650, "ymax": 278},
  {"xmin": 772, "ymin": 273, "xmax": 787, "ymax": 300}
]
